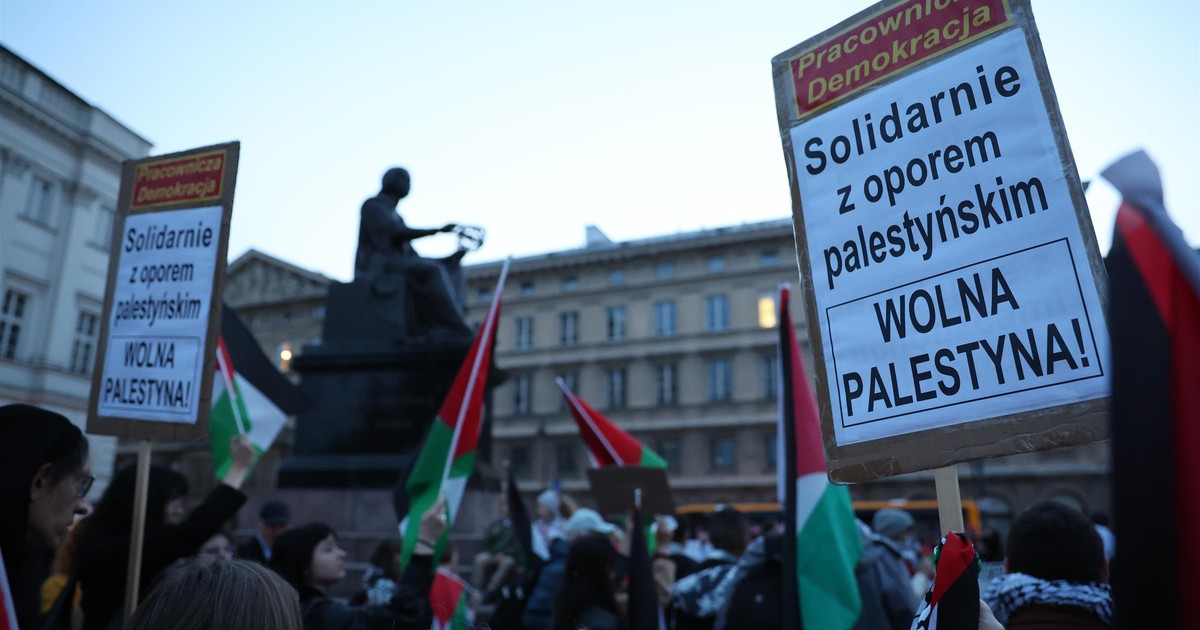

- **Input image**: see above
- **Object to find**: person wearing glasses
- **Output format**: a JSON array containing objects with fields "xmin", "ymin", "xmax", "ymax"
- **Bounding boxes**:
[
  {"xmin": 73, "ymin": 435, "xmax": 255, "ymax": 630},
  {"xmin": 0, "ymin": 404, "xmax": 92, "ymax": 629}
]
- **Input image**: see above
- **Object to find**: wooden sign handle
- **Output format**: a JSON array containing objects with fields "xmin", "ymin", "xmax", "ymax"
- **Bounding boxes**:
[
  {"xmin": 934, "ymin": 465, "xmax": 965, "ymax": 535},
  {"xmin": 124, "ymin": 439, "xmax": 152, "ymax": 626}
]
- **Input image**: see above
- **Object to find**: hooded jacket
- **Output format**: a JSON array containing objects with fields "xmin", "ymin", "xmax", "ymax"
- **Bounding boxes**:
[{"xmin": 0, "ymin": 404, "xmax": 85, "ymax": 628}]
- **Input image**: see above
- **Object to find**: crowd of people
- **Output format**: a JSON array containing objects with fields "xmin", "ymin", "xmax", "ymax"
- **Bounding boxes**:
[{"xmin": 3, "ymin": 402, "xmax": 1116, "ymax": 629}]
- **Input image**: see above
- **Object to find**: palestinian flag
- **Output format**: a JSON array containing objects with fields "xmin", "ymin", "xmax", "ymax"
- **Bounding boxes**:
[
  {"xmin": 210, "ymin": 305, "xmax": 312, "ymax": 477},
  {"xmin": 556, "ymin": 378, "xmax": 666, "ymax": 468},
  {"xmin": 399, "ymin": 261, "xmax": 509, "ymax": 567},
  {"xmin": 0, "ymin": 549, "xmax": 17, "ymax": 630},
  {"xmin": 430, "ymin": 568, "xmax": 474, "ymax": 630},
  {"xmin": 911, "ymin": 533, "xmax": 980, "ymax": 630},
  {"xmin": 1104, "ymin": 150, "xmax": 1200, "ymax": 628},
  {"xmin": 777, "ymin": 285, "xmax": 861, "ymax": 630}
]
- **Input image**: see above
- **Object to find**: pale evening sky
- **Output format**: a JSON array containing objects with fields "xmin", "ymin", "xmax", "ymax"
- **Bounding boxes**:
[{"xmin": 1, "ymin": 1, "xmax": 1196, "ymax": 281}]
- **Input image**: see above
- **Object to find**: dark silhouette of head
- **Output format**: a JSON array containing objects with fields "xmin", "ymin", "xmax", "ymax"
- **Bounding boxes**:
[
  {"xmin": 1007, "ymin": 501, "xmax": 1106, "ymax": 583},
  {"xmin": 80, "ymin": 464, "xmax": 187, "ymax": 542},
  {"xmin": 554, "ymin": 534, "xmax": 620, "ymax": 630},
  {"xmin": 709, "ymin": 507, "xmax": 748, "ymax": 556},
  {"xmin": 381, "ymin": 168, "xmax": 411, "ymax": 199}
]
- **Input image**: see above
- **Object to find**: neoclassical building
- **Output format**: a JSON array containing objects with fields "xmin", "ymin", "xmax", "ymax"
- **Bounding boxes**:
[{"xmin": 0, "ymin": 44, "xmax": 151, "ymax": 494}]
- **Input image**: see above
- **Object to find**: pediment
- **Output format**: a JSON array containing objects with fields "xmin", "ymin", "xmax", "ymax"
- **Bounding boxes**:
[{"xmin": 224, "ymin": 250, "xmax": 330, "ymax": 308}]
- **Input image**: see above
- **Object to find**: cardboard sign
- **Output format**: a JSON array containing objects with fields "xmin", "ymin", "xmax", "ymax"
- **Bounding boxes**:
[
  {"xmin": 587, "ymin": 467, "xmax": 675, "ymax": 516},
  {"xmin": 773, "ymin": 0, "xmax": 1108, "ymax": 482},
  {"xmin": 88, "ymin": 143, "xmax": 239, "ymax": 440}
]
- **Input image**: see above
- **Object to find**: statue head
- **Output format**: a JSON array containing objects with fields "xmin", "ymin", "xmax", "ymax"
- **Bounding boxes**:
[{"xmin": 380, "ymin": 168, "xmax": 411, "ymax": 199}]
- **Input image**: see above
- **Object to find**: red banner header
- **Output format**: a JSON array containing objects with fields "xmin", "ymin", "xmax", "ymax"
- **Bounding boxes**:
[
  {"xmin": 131, "ymin": 150, "xmax": 227, "ymax": 208},
  {"xmin": 789, "ymin": 0, "xmax": 1010, "ymax": 118}
]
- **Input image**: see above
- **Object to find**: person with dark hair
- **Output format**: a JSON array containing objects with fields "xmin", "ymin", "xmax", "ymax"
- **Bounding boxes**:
[
  {"xmin": 669, "ymin": 507, "xmax": 747, "ymax": 630},
  {"xmin": 984, "ymin": 501, "xmax": 1113, "ymax": 628},
  {"xmin": 553, "ymin": 533, "xmax": 624, "ymax": 630},
  {"xmin": 270, "ymin": 497, "xmax": 448, "ymax": 630},
  {"xmin": 238, "ymin": 499, "xmax": 291, "ymax": 564},
  {"xmin": 74, "ymin": 436, "xmax": 254, "ymax": 630},
  {"xmin": 127, "ymin": 556, "xmax": 302, "ymax": 630},
  {"xmin": 0, "ymin": 404, "xmax": 91, "ymax": 628}
]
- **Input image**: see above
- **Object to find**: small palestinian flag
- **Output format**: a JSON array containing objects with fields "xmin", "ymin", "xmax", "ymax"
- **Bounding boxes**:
[
  {"xmin": 210, "ymin": 305, "xmax": 312, "ymax": 477},
  {"xmin": 430, "ymin": 568, "xmax": 474, "ymax": 630},
  {"xmin": 1104, "ymin": 150, "xmax": 1200, "ymax": 627},
  {"xmin": 556, "ymin": 378, "xmax": 666, "ymax": 468},
  {"xmin": 910, "ymin": 533, "xmax": 980, "ymax": 630},
  {"xmin": 399, "ymin": 260, "xmax": 509, "ymax": 567}
]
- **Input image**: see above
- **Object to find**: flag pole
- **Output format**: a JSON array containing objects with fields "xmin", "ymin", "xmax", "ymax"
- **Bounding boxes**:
[{"xmin": 934, "ymin": 466, "xmax": 965, "ymax": 534}]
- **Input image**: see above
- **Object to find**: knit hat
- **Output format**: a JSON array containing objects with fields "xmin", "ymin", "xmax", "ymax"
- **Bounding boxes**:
[
  {"xmin": 270, "ymin": 522, "xmax": 335, "ymax": 596},
  {"xmin": 872, "ymin": 508, "xmax": 915, "ymax": 539},
  {"xmin": 259, "ymin": 499, "xmax": 291, "ymax": 527}
]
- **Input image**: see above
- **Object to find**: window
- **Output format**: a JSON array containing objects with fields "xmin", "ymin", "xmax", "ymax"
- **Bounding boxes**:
[
  {"xmin": 23, "ymin": 175, "xmax": 55, "ymax": 227},
  {"xmin": 512, "ymin": 374, "xmax": 531, "ymax": 415},
  {"xmin": 557, "ymin": 371, "xmax": 578, "ymax": 411},
  {"xmin": 605, "ymin": 307, "xmax": 626, "ymax": 342},
  {"xmin": 556, "ymin": 443, "xmax": 579, "ymax": 476},
  {"xmin": 509, "ymin": 445, "xmax": 531, "ymax": 476},
  {"xmin": 476, "ymin": 288, "xmax": 492, "ymax": 304},
  {"xmin": 762, "ymin": 355, "xmax": 778, "ymax": 399},
  {"xmin": 758, "ymin": 293, "xmax": 777, "ymax": 329},
  {"xmin": 69, "ymin": 311, "xmax": 99, "ymax": 374},
  {"xmin": 766, "ymin": 434, "xmax": 779, "ymax": 469},
  {"xmin": 761, "ymin": 250, "xmax": 781, "ymax": 267},
  {"xmin": 604, "ymin": 367, "xmax": 627, "ymax": 409},
  {"xmin": 705, "ymin": 294, "xmax": 730, "ymax": 331},
  {"xmin": 707, "ymin": 359, "xmax": 732, "ymax": 402},
  {"xmin": 0, "ymin": 289, "xmax": 29, "ymax": 360},
  {"xmin": 659, "ymin": 438, "xmax": 682, "ymax": 473},
  {"xmin": 656, "ymin": 263, "xmax": 674, "ymax": 280},
  {"xmin": 654, "ymin": 300, "xmax": 676, "ymax": 337},
  {"xmin": 559, "ymin": 311, "xmax": 579, "ymax": 346},
  {"xmin": 312, "ymin": 306, "xmax": 326, "ymax": 321},
  {"xmin": 515, "ymin": 316, "xmax": 534, "ymax": 350},
  {"xmin": 711, "ymin": 437, "xmax": 736, "ymax": 472},
  {"xmin": 563, "ymin": 277, "xmax": 580, "ymax": 291},
  {"xmin": 655, "ymin": 363, "xmax": 678, "ymax": 406},
  {"xmin": 92, "ymin": 205, "xmax": 116, "ymax": 248},
  {"xmin": 520, "ymin": 281, "xmax": 535, "ymax": 296},
  {"xmin": 707, "ymin": 257, "xmax": 725, "ymax": 273},
  {"xmin": 277, "ymin": 342, "xmax": 294, "ymax": 372},
  {"xmin": 609, "ymin": 270, "xmax": 625, "ymax": 285},
  {"xmin": 281, "ymin": 312, "xmax": 293, "ymax": 323}
]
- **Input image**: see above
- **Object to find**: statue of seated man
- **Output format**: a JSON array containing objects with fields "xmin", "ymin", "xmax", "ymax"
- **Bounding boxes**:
[{"xmin": 354, "ymin": 167, "xmax": 471, "ymax": 338}]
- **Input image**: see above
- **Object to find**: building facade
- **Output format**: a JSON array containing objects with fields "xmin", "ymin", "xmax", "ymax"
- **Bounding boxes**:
[
  {"xmin": 0, "ymin": 44, "xmax": 152, "ymax": 493},
  {"xmin": 464, "ymin": 221, "xmax": 808, "ymax": 506}
]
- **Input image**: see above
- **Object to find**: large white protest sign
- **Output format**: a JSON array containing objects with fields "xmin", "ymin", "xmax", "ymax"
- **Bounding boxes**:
[
  {"xmin": 773, "ymin": 0, "xmax": 1108, "ymax": 481},
  {"xmin": 796, "ymin": 29, "xmax": 1107, "ymax": 445},
  {"xmin": 96, "ymin": 206, "xmax": 223, "ymax": 421}
]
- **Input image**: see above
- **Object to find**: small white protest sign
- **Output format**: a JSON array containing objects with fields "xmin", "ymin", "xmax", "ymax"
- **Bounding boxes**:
[{"xmin": 97, "ymin": 206, "xmax": 223, "ymax": 422}]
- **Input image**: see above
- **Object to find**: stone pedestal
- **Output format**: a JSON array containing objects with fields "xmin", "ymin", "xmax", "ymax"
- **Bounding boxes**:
[{"xmin": 278, "ymin": 279, "xmax": 486, "ymax": 488}]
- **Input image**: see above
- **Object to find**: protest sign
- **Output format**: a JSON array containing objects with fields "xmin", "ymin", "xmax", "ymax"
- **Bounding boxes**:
[
  {"xmin": 773, "ymin": 0, "xmax": 1108, "ymax": 483},
  {"xmin": 88, "ymin": 142, "xmax": 239, "ymax": 441}
]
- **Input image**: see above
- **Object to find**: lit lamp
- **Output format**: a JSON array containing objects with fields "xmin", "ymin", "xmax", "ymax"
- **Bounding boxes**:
[{"xmin": 278, "ymin": 343, "xmax": 293, "ymax": 371}]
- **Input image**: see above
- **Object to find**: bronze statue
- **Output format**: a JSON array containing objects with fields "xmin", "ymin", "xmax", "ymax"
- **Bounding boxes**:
[{"xmin": 354, "ymin": 167, "xmax": 477, "ymax": 337}]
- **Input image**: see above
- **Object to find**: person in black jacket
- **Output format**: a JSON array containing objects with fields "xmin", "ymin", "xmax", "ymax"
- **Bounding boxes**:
[
  {"xmin": 270, "ymin": 497, "xmax": 449, "ymax": 630},
  {"xmin": 0, "ymin": 404, "xmax": 91, "ymax": 629},
  {"xmin": 74, "ymin": 436, "xmax": 254, "ymax": 630}
]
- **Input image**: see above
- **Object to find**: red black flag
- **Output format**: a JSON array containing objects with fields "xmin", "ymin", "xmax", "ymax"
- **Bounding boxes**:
[
  {"xmin": 911, "ymin": 533, "xmax": 980, "ymax": 630},
  {"xmin": 1104, "ymin": 150, "xmax": 1200, "ymax": 628},
  {"xmin": 505, "ymin": 464, "xmax": 537, "ymax": 571}
]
